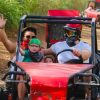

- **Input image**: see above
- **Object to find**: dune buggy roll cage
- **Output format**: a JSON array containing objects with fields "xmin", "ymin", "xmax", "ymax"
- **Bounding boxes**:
[
  {"xmin": 16, "ymin": 15, "xmax": 97, "ymax": 64},
  {"xmin": 14, "ymin": 15, "xmax": 99, "ymax": 78}
]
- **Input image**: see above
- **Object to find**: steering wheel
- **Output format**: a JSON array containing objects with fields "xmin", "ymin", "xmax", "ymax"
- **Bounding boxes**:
[{"xmin": 57, "ymin": 49, "xmax": 83, "ymax": 64}]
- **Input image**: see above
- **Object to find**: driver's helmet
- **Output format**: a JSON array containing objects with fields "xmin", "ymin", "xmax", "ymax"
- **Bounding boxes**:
[
  {"xmin": 63, "ymin": 21, "xmax": 82, "ymax": 47},
  {"xmin": 63, "ymin": 22, "xmax": 82, "ymax": 38}
]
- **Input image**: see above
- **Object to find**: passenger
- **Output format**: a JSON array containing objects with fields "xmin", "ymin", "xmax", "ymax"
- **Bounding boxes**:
[
  {"xmin": 20, "ymin": 38, "xmax": 43, "ymax": 62},
  {"xmin": 0, "ymin": 15, "xmax": 39, "ymax": 100},
  {"xmin": 44, "ymin": 54, "xmax": 56, "ymax": 63},
  {"xmin": 84, "ymin": 1, "xmax": 100, "ymax": 20},
  {"xmin": 0, "ymin": 15, "xmax": 37, "ymax": 55},
  {"xmin": 16, "ymin": 27, "xmax": 37, "ymax": 62},
  {"xmin": 16, "ymin": 35, "xmax": 44, "ymax": 100},
  {"xmin": 18, "ymin": 38, "xmax": 43, "ymax": 100},
  {"xmin": 0, "ymin": 15, "xmax": 39, "ymax": 62}
]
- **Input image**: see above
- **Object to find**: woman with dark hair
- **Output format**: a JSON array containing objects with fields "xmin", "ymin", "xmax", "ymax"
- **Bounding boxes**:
[
  {"xmin": 0, "ymin": 15, "xmax": 38, "ymax": 100},
  {"xmin": 0, "ymin": 15, "xmax": 37, "ymax": 53},
  {"xmin": 20, "ymin": 27, "xmax": 37, "ymax": 50}
]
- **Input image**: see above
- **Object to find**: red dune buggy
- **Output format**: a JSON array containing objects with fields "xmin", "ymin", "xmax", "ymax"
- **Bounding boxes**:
[{"xmin": 0, "ymin": 10, "xmax": 100, "ymax": 100}]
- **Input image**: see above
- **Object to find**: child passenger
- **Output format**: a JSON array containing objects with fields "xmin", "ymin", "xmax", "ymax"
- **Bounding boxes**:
[
  {"xmin": 44, "ymin": 55, "xmax": 56, "ymax": 63},
  {"xmin": 20, "ymin": 38, "xmax": 43, "ymax": 62},
  {"xmin": 18, "ymin": 38, "xmax": 44, "ymax": 100}
]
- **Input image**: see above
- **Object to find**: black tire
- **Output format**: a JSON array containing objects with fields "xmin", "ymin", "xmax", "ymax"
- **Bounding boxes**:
[{"xmin": 0, "ymin": 88, "xmax": 8, "ymax": 100}]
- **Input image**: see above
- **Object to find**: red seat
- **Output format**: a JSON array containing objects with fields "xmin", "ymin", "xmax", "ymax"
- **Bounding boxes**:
[
  {"xmin": 48, "ymin": 10, "xmax": 80, "ymax": 16},
  {"xmin": 46, "ymin": 10, "xmax": 81, "ymax": 47}
]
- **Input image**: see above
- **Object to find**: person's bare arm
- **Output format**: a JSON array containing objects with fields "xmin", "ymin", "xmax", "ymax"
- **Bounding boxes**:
[
  {"xmin": 19, "ymin": 48, "xmax": 25, "ymax": 56},
  {"xmin": 42, "ymin": 47, "xmax": 55, "ymax": 55},
  {"xmin": 73, "ymin": 49, "xmax": 91, "ymax": 61},
  {"xmin": 0, "ymin": 14, "xmax": 16, "ymax": 53},
  {"xmin": 0, "ymin": 29, "xmax": 16, "ymax": 53},
  {"xmin": 81, "ymin": 49, "xmax": 91, "ymax": 61}
]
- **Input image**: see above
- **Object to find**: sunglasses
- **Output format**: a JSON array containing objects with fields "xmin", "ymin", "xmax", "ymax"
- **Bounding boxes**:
[{"xmin": 25, "ymin": 35, "xmax": 36, "ymax": 39}]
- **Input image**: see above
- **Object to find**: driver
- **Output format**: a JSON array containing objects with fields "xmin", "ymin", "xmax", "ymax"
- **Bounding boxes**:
[{"xmin": 43, "ymin": 23, "xmax": 91, "ymax": 64}]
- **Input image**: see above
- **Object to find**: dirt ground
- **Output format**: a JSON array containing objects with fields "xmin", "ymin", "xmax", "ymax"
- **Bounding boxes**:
[
  {"xmin": 0, "ymin": 38, "xmax": 16, "ymax": 79},
  {"xmin": 0, "ymin": 25, "xmax": 100, "ymax": 80},
  {"xmin": 0, "ymin": 43, "xmax": 10, "ymax": 79}
]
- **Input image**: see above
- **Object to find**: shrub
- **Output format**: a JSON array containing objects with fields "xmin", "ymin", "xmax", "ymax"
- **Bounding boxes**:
[{"xmin": 0, "ymin": 0, "xmax": 88, "ymax": 30}]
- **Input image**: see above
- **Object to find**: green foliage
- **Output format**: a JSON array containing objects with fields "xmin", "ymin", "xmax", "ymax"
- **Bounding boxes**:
[
  {"xmin": 0, "ymin": 0, "xmax": 89, "ymax": 30},
  {"xmin": 0, "ymin": 0, "xmax": 22, "ymax": 29},
  {"xmin": 22, "ymin": 0, "xmax": 61, "ymax": 15}
]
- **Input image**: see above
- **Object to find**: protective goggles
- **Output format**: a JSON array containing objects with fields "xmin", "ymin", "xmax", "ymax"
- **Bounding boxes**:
[{"xmin": 66, "ymin": 30, "xmax": 76, "ymax": 37}]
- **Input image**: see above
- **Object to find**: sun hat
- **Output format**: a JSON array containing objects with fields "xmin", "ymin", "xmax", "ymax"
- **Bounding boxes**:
[{"xmin": 29, "ymin": 38, "xmax": 41, "ymax": 46}]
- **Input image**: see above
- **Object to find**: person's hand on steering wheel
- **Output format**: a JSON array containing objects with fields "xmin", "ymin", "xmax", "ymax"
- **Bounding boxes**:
[{"xmin": 72, "ymin": 49, "xmax": 82, "ymax": 58}]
